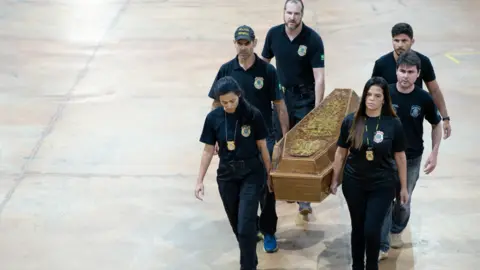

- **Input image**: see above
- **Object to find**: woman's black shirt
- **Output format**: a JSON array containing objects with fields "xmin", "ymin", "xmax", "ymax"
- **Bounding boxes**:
[
  {"xmin": 337, "ymin": 113, "xmax": 406, "ymax": 185},
  {"xmin": 199, "ymin": 103, "xmax": 268, "ymax": 163}
]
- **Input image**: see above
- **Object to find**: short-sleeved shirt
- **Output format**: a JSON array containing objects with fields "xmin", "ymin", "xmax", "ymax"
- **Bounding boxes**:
[
  {"xmin": 199, "ymin": 105, "xmax": 268, "ymax": 162},
  {"xmin": 337, "ymin": 113, "xmax": 406, "ymax": 185},
  {"xmin": 371, "ymin": 50, "xmax": 436, "ymax": 89},
  {"xmin": 208, "ymin": 53, "xmax": 283, "ymax": 129},
  {"xmin": 389, "ymin": 83, "xmax": 441, "ymax": 159},
  {"xmin": 261, "ymin": 23, "xmax": 325, "ymax": 88}
]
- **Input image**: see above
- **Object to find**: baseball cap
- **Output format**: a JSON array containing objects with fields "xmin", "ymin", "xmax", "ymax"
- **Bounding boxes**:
[{"xmin": 234, "ymin": 25, "xmax": 255, "ymax": 41}]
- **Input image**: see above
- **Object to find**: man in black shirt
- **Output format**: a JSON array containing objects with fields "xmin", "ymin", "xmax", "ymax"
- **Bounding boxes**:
[
  {"xmin": 260, "ymin": 0, "xmax": 325, "ymax": 217},
  {"xmin": 209, "ymin": 25, "xmax": 290, "ymax": 253},
  {"xmin": 379, "ymin": 51, "xmax": 443, "ymax": 260},
  {"xmin": 371, "ymin": 22, "xmax": 452, "ymax": 140}
]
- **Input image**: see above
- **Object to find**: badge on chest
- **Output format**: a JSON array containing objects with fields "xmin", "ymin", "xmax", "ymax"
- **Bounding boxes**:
[
  {"xmin": 254, "ymin": 77, "xmax": 264, "ymax": 90},
  {"xmin": 241, "ymin": 125, "xmax": 251, "ymax": 137},
  {"xmin": 373, "ymin": 131, "xmax": 384, "ymax": 143}
]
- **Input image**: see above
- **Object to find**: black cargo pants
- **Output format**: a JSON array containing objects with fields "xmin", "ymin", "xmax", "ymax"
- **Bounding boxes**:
[{"xmin": 217, "ymin": 157, "xmax": 265, "ymax": 270}]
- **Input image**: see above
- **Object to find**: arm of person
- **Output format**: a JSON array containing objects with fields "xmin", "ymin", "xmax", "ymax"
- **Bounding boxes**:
[
  {"xmin": 330, "ymin": 115, "xmax": 351, "ymax": 193},
  {"xmin": 196, "ymin": 114, "xmax": 217, "ymax": 200},
  {"xmin": 313, "ymin": 68, "xmax": 325, "ymax": 107},
  {"xmin": 260, "ymin": 28, "xmax": 274, "ymax": 63},
  {"xmin": 424, "ymin": 96, "xmax": 443, "ymax": 174},
  {"xmin": 371, "ymin": 59, "xmax": 381, "ymax": 77},
  {"xmin": 267, "ymin": 64, "xmax": 289, "ymax": 136},
  {"xmin": 422, "ymin": 57, "xmax": 451, "ymax": 139},
  {"xmin": 257, "ymin": 139, "xmax": 271, "ymax": 173},
  {"xmin": 310, "ymin": 35, "xmax": 326, "ymax": 107},
  {"xmin": 332, "ymin": 146, "xmax": 348, "ymax": 185},
  {"xmin": 392, "ymin": 117, "xmax": 408, "ymax": 203},
  {"xmin": 253, "ymin": 110, "xmax": 273, "ymax": 191},
  {"xmin": 197, "ymin": 144, "xmax": 215, "ymax": 185},
  {"xmin": 273, "ymin": 100, "xmax": 289, "ymax": 136}
]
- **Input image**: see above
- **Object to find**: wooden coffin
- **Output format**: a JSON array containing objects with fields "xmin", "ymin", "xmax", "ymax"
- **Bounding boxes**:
[{"xmin": 270, "ymin": 88, "xmax": 360, "ymax": 202}]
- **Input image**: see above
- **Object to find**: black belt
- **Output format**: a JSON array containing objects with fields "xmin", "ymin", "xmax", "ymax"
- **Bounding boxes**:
[
  {"xmin": 219, "ymin": 156, "xmax": 260, "ymax": 169},
  {"xmin": 284, "ymin": 83, "xmax": 315, "ymax": 94}
]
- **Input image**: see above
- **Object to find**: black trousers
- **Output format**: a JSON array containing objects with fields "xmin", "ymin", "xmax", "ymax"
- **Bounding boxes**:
[
  {"xmin": 217, "ymin": 157, "xmax": 265, "ymax": 270},
  {"xmin": 341, "ymin": 173, "xmax": 395, "ymax": 270},
  {"xmin": 258, "ymin": 133, "xmax": 278, "ymax": 236},
  {"xmin": 273, "ymin": 85, "xmax": 315, "ymax": 142}
]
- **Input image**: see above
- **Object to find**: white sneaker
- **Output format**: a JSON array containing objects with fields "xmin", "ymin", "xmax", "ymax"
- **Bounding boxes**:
[
  {"xmin": 379, "ymin": 251, "xmax": 388, "ymax": 261},
  {"xmin": 390, "ymin": 233, "xmax": 404, "ymax": 248}
]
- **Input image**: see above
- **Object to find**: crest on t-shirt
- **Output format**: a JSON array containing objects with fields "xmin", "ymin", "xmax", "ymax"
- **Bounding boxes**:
[
  {"xmin": 298, "ymin": 45, "xmax": 307, "ymax": 56},
  {"xmin": 392, "ymin": 104, "xmax": 399, "ymax": 113},
  {"xmin": 410, "ymin": 105, "xmax": 422, "ymax": 118},
  {"xmin": 241, "ymin": 125, "xmax": 251, "ymax": 137},
  {"xmin": 373, "ymin": 131, "xmax": 384, "ymax": 143},
  {"xmin": 254, "ymin": 77, "xmax": 264, "ymax": 90}
]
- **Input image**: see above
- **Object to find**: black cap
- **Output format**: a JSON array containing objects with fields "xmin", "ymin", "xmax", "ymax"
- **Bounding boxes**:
[{"xmin": 234, "ymin": 25, "xmax": 255, "ymax": 41}]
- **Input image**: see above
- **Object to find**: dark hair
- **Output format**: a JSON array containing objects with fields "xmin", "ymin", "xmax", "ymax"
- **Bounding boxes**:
[
  {"xmin": 212, "ymin": 76, "xmax": 257, "ymax": 121},
  {"xmin": 347, "ymin": 77, "xmax": 397, "ymax": 149},
  {"xmin": 284, "ymin": 0, "xmax": 304, "ymax": 13},
  {"xmin": 396, "ymin": 50, "xmax": 421, "ymax": 72},
  {"xmin": 391, "ymin": 23, "xmax": 413, "ymax": 39}
]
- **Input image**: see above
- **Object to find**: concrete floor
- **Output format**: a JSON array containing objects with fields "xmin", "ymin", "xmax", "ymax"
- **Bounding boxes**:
[{"xmin": 0, "ymin": 0, "xmax": 479, "ymax": 269}]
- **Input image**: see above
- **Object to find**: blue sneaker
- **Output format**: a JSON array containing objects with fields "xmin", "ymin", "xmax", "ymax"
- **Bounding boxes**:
[{"xmin": 263, "ymin": 234, "xmax": 278, "ymax": 253}]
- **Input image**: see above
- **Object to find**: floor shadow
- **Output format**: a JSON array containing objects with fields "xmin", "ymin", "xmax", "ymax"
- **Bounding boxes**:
[{"xmin": 316, "ymin": 232, "xmax": 352, "ymax": 270}]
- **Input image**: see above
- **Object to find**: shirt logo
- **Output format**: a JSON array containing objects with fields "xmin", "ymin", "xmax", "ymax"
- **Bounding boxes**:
[
  {"xmin": 373, "ymin": 131, "xmax": 384, "ymax": 143},
  {"xmin": 254, "ymin": 77, "xmax": 264, "ymax": 90},
  {"xmin": 410, "ymin": 105, "xmax": 421, "ymax": 118},
  {"xmin": 392, "ymin": 104, "xmax": 399, "ymax": 113},
  {"xmin": 241, "ymin": 125, "xmax": 251, "ymax": 137},
  {"xmin": 298, "ymin": 45, "xmax": 307, "ymax": 56}
]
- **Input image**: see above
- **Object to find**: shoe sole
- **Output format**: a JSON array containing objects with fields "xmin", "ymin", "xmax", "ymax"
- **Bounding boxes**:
[
  {"xmin": 299, "ymin": 208, "xmax": 312, "ymax": 215},
  {"xmin": 263, "ymin": 246, "xmax": 279, "ymax": 253}
]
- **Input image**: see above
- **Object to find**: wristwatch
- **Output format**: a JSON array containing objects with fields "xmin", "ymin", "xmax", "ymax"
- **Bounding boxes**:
[{"xmin": 442, "ymin": 116, "xmax": 450, "ymax": 121}]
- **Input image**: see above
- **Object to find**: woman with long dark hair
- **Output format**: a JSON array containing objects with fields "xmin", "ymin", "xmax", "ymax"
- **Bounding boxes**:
[
  {"xmin": 329, "ymin": 76, "xmax": 409, "ymax": 270},
  {"xmin": 195, "ymin": 76, "xmax": 272, "ymax": 270}
]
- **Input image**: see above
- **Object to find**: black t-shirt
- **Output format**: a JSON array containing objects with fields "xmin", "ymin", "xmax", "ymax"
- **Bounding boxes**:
[
  {"xmin": 337, "ymin": 113, "xmax": 406, "ymax": 185},
  {"xmin": 199, "ymin": 103, "xmax": 268, "ymax": 162},
  {"xmin": 389, "ymin": 83, "xmax": 441, "ymax": 159},
  {"xmin": 372, "ymin": 51, "xmax": 436, "ymax": 89},
  {"xmin": 261, "ymin": 23, "xmax": 325, "ymax": 88},
  {"xmin": 208, "ymin": 54, "xmax": 283, "ymax": 129}
]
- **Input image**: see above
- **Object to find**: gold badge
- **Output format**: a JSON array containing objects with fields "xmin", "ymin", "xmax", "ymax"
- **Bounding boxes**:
[
  {"xmin": 298, "ymin": 45, "xmax": 307, "ymax": 56},
  {"xmin": 366, "ymin": 150, "xmax": 374, "ymax": 161},
  {"xmin": 254, "ymin": 77, "xmax": 264, "ymax": 90},
  {"xmin": 241, "ymin": 125, "xmax": 251, "ymax": 137},
  {"xmin": 227, "ymin": 141, "xmax": 236, "ymax": 151}
]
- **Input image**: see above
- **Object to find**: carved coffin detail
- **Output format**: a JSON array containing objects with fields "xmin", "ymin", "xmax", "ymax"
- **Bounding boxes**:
[{"xmin": 270, "ymin": 88, "xmax": 360, "ymax": 202}]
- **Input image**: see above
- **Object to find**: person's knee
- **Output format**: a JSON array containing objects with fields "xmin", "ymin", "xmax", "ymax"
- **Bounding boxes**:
[
  {"xmin": 237, "ymin": 217, "xmax": 257, "ymax": 238},
  {"xmin": 364, "ymin": 225, "xmax": 380, "ymax": 241}
]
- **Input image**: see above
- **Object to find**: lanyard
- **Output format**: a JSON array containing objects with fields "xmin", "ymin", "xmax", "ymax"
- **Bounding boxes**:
[
  {"xmin": 364, "ymin": 116, "xmax": 380, "ymax": 146},
  {"xmin": 224, "ymin": 112, "xmax": 238, "ymax": 151}
]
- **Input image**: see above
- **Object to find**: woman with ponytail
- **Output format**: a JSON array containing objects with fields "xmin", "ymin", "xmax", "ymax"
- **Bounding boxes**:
[{"xmin": 195, "ymin": 76, "xmax": 272, "ymax": 270}]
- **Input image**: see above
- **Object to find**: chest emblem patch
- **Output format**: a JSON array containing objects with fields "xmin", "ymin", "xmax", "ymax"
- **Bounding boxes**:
[
  {"xmin": 241, "ymin": 125, "xmax": 251, "ymax": 137},
  {"xmin": 298, "ymin": 45, "xmax": 307, "ymax": 56},
  {"xmin": 410, "ymin": 105, "xmax": 421, "ymax": 118},
  {"xmin": 254, "ymin": 77, "xmax": 264, "ymax": 90},
  {"xmin": 373, "ymin": 131, "xmax": 384, "ymax": 143},
  {"xmin": 392, "ymin": 104, "xmax": 399, "ymax": 113}
]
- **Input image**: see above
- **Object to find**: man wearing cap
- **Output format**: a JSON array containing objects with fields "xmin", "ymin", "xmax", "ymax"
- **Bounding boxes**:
[
  {"xmin": 208, "ymin": 25, "xmax": 289, "ymax": 253},
  {"xmin": 260, "ymin": 0, "xmax": 326, "ymax": 217}
]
